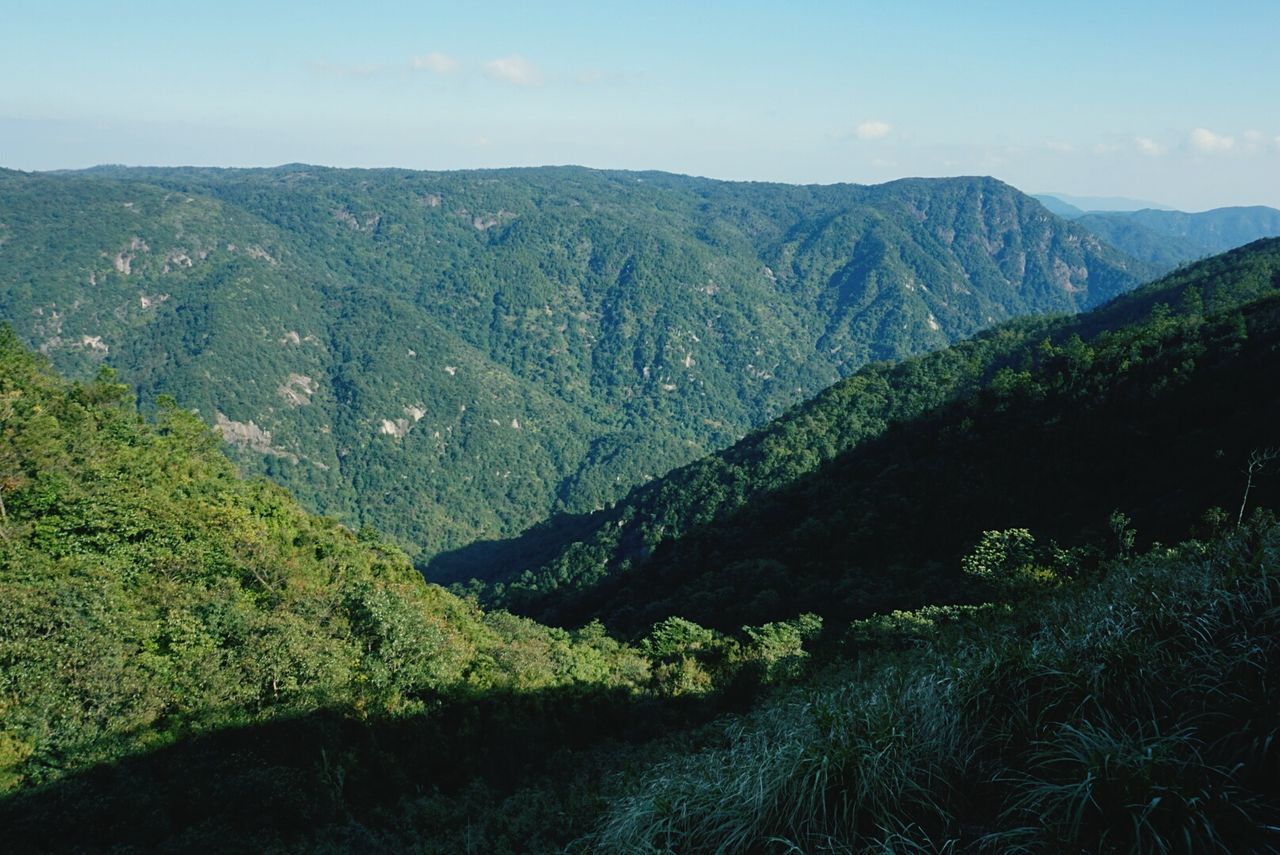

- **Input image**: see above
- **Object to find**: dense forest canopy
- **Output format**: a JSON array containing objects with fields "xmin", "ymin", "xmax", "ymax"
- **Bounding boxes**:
[
  {"xmin": 1074, "ymin": 205, "xmax": 1280, "ymax": 267},
  {"xmin": 474, "ymin": 239, "xmax": 1280, "ymax": 633},
  {"xmin": 2, "ymin": 224, "xmax": 1278, "ymax": 849},
  {"xmin": 0, "ymin": 328, "xmax": 833, "ymax": 849},
  {"xmin": 0, "ymin": 166, "xmax": 1152, "ymax": 560}
]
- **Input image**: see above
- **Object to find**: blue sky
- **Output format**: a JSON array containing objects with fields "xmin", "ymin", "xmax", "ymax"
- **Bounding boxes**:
[{"xmin": 3, "ymin": 0, "xmax": 1278, "ymax": 209}]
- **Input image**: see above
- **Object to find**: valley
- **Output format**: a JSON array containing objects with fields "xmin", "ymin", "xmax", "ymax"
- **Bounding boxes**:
[
  {"xmin": 0, "ymin": 166, "xmax": 1151, "ymax": 562},
  {"xmin": 2, "ymin": 218, "xmax": 1278, "ymax": 849},
  {"xmin": 6, "ymin": 3, "xmax": 1279, "ymax": 849},
  {"xmin": 3, "ymin": 162, "xmax": 1280, "ymax": 852}
]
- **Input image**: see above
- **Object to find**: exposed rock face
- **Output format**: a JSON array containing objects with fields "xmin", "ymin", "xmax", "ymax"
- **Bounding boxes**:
[
  {"xmin": 277, "ymin": 373, "xmax": 317, "ymax": 406},
  {"xmin": 112, "ymin": 237, "xmax": 150, "ymax": 275},
  {"xmin": 379, "ymin": 405, "xmax": 427, "ymax": 438},
  {"xmin": 79, "ymin": 335, "xmax": 108, "ymax": 355},
  {"xmin": 214, "ymin": 412, "xmax": 298, "ymax": 462}
]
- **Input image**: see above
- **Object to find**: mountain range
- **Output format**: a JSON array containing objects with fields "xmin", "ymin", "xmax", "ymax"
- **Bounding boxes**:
[
  {"xmin": 1075, "ymin": 206, "xmax": 1280, "ymax": 267},
  {"xmin": 455, "ymin": 239, "xmax": 1280, "ymax": 633},
  {"xmin": 0, "ymin": 166, "xmax": 1152, "ymax": 561},
  {"xmin": 1034, "ymin": 192, "xmax": 1280, "ymax": 268},
  {"xmin": 1033, "ymin": 192, "xmax": 1175, "ymax": 215},
  {"xmin": 3, "ymin": 227, "xmax": 1278, "ymax": 851}
]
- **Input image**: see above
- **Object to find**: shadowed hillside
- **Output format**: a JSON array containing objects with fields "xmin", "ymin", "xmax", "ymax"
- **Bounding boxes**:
[{"xmin": 476, "ymin": 240, "xmax": 1280, "ymax": 633}]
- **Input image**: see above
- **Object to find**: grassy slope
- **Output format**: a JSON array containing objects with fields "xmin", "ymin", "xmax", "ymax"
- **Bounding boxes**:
[{"xmin": 587, "ymin": 520, "xmax": 1280, "ymax": 852}]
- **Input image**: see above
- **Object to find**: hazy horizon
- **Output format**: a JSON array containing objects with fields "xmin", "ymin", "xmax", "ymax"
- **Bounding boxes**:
[{"xmin": 4, "ymin": 1, "xmax": 1278, "ymax": 210}]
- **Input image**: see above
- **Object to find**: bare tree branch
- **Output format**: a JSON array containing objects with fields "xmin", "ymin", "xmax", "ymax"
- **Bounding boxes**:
[{"xmin": 1238, "ymin": 447, "xmax": 1278, "ymax": 528}]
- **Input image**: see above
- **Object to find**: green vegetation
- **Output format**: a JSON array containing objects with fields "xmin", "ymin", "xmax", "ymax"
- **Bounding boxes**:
[
  {"xmin": 0, "ymin": 330, "xmax": 832, "ymax": 849},
  {"xmin": 3, "ymin": 199, "xmax": 1279, "ymax": 850},
  {"xmin": 1075, "ymin": 205, "xmax": 1280, "ymax": 269},
  {"xmin": 587, "ymin": 520, "xmax": 1280, "ymax": 851},
  {"xmin": 0, "ymin": 166, "xmax": 1149, "ymax": 561},
  {"xmin": 3, "ymin": 305, "xmax": 1278, "ymax": 849},
  {"xmin": 485, "ymin": 239, "xmax": 1280, "ymax": 634},
  {"xmin": 0, "ymin": 327, "xmax": 653, "ymax": 787}
]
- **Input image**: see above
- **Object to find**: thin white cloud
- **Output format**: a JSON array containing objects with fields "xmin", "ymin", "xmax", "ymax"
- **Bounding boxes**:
[
  {"xmin": 1134, "ymin": 136, "xmax": 1165, "ymax": 156},
  {"xmin": 854, "ymin": 119, "xmax": 892, "ymax": 140},
  {"xmin": 1241, "ymin": 129, "xmax": 1267, "ymax": 153},
  {"xmin": 412, "ymin": 52, "xmax": 459, "ymax": 74},
  {"xmin": 483, "ymin": 55, "xmax": 544, "ymax": 87},
  {"xmin": 1046, "ymin": 141, "xmax": 1075, "ymax": 153},
  {"xmin": 1190, "ymin": 127, "xmax": 1235, "ymax": 153}
]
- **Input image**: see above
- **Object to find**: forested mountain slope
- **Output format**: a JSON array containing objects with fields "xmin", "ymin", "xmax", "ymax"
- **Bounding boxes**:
[
  {"xmin": 0, "ymin": 166, "xmax": 1149, "ymax": 558},
  {"xmin": 0, "ymin": 327, "xmax": 848, "ymax": 851},
  {"xmin": 3, "ymin": 247, "xmax": 1277, "ymax": 852},
  {"xmin": 0, "ymin": 328, "xmax": 660, "ymax": 797},
  {"xmin": 484, "ymin": 239, "xmax": 1280, "ymax": 633},
  {"xmin": 1075, "ymin": 205, "xmax": 1280, "ymax": 268}
]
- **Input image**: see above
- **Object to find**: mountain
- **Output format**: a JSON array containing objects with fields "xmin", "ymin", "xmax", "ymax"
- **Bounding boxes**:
[
  {"xmin": 0, "ymin": 166, "xmax": 1151, "ymax": 561},
  {"xmin": 1031, "ymin": 194, "xmax": 1087, "ymax": 219},
  {"xmin": 1035, "ymin": 191, "xmax": 1174, "ymax": 213},
  {"xmin": 1075, "ymin": 205, "xmax": 1280, "ymax": 268},
  {"xmin": 0, "ymin": 327, "xmax": 660, "ymax": 796},
  {"xmin": 0, "ymin": 329, "xmax": 789, "ymax": 850},
  {"xmin": 1032, "ymin": 195, "xmax": 1280, "ymax": 270},
  {"xmin": 477, "ymin": 239, "xmax": 1280, "ymax": 633},
  {"xmin": 4, "ymin": 243, "xmax": 1279, "ymax": 852}
]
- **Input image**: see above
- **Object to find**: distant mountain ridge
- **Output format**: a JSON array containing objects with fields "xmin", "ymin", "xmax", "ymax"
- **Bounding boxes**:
[
  {"xmin": 0, "ymin": 166, "xmax": 1150, "ymax": 559},
  {"xmin": 1075, "ymin": 205, "xmax": 1280, "ymax": 267},
  {"xmin": 1034, "ymin": 192, "xmax": 1174, "ymax": 215},
  {"xmin": 1032, "ymin": 195, "xmax": 1088, "ymax": 219},
  {"xmin": 1033, "ymin": 192, "xmax": 1280, "ymax": 269}
]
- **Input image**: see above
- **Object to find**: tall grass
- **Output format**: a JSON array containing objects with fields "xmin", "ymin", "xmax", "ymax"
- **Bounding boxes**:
[{"xmin": 585, "ymin": 521, "xmax": 1280, "ymax": 852}]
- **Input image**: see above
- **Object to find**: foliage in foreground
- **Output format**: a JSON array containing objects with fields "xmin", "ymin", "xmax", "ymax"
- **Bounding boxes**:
[
  {"xmin": 0, "ymin": 327, "xmax": 653, "ymax": 793},
  {"xmin": 586, "ymin": 520, "xmax": 1280, "ymax": 852},
  {"xmin": 0, "ymin": 329, "xmax": 826, "ymax": 851}
]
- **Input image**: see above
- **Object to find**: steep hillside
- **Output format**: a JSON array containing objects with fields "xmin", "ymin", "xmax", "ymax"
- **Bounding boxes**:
[
  {"xmin": 3, "ymin": 248, "xmax": 1277, "ymax": 852},
  {"xmin": 1076, "ymin": 205, "xmax": 1280, "ymax": 268},
  {"xmin": 481, "ymin": 240, "xmax": 1280, "ymax": 632},
  {"xmin": 0, "ymin": 329, "xmax": 836, "ymax": 851},
  {"xmin": 0, "ymin": 166, "xmax": 1149, "ymax": 558},
  {"xmin": 0, "ymin": 327, "xmax": 655, "ymax": 795}
]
